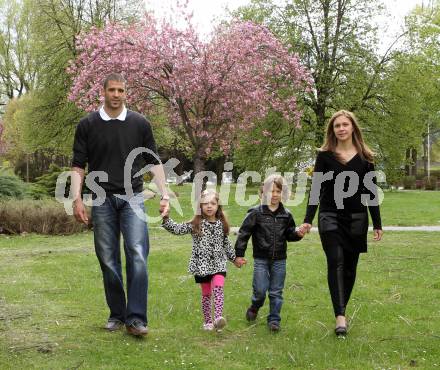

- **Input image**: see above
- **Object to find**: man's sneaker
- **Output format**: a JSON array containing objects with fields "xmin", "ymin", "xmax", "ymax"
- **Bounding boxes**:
[
  {"xmin": 268, "ymin": 321, "xmax": 280, "ymax": 332},
  {"xmin": 105, "ymin": 319, "xmax": 124, "ymax": 332},
  {"xmin": 214, "ymin": 316, "xmax": 227, "ymax": 331},
  {"xmin": 245, "ymin": 306, "xmax": 259, "ymax": 322},
  {"xmin": 126, "ymin": 320, "xmax": 148, "ymax": 336},
  {"xmin": 203, "ymin": 323, "xmax": 214, "ymax": 331}
]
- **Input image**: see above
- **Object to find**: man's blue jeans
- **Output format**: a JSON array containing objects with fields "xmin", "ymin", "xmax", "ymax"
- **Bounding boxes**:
[
  {"xmin": 92, "ymin": 194, "xmax": 149, "ymax": 325},
  {"xmin": 251, "ymin": 258, "xmax": 287, "ymax": 324}
]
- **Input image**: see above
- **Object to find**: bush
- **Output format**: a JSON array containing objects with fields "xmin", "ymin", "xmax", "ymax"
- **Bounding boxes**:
[
  {"xmin": 424, "ymin": 176, "xmax": 438, "ymax": 190},
  {"xmin": 26, "ymin": 183, "xmax": 50, "ymax": 200},
  {"xmin": 402, "ymin": 175, "xmax": 416, "ymax": 189},
  {"xmin": 0, "ymin": 173, "xmax": 28, "ymax": 199},
  {"xmin": 0, "ymin": 199, "xmax": 89, "ymax": 235},
  {"xmin": 34, "ymin": 163, "xmax": 71, "ymax": 197}
]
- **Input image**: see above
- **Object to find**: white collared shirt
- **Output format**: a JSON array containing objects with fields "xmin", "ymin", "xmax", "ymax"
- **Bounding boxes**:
[{"xmin": 99, "ymin": 105, "xmax": 127, "ymax": 121}]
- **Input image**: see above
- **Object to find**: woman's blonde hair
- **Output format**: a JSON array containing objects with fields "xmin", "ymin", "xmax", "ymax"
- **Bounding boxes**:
[
  {"xmin": 259, "ymin": 174, "xmax": 290, "ymax": 204},
  {"xmin": 321, "ymin": 110, "xmax": 374, "ymax": 162},
  {"xmin": 191, "ymin": 189, "xmax": 230, "ymax": 236}
]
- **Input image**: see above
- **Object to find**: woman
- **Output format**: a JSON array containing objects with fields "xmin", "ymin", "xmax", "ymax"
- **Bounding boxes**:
[{"xmin": 300, "ymin": 110, "xmax": 383, "ymax": 336}]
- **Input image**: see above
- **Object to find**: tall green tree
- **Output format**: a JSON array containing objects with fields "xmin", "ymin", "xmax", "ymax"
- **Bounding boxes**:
[
  {"xmin": 0, "ymin": 0, "xmax": 36, "ymax": 110},
  {"xmin": 404, "ymin": 1, "xmax": 440, "ymax": 176},
  {"xmin": 24, "ymin": 0, "xmax": 143, "ymax": 154},
  {"xmin": 1, "ymin": 0, "xmax": 143, "ymax": 179},
  {"xmin": 234, "ymin": 0, "xmax": 391, "ymax": 147}
]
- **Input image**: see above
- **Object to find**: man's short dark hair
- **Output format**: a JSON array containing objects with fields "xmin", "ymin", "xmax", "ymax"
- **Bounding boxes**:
[{"xmin": 103, "ymin": 73, "xmax": 126, "ymax": 89}]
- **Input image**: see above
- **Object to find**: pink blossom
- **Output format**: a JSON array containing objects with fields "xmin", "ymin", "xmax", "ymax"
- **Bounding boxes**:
[{"xmin": 68, "ymin": 10, "xmax": 311, "ymax": 167}]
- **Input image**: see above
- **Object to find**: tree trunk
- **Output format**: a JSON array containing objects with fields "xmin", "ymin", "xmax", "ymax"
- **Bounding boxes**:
[
  {"xmin": 26, "ymin": 154, "xmax": 29, "ymax": 182},
  {"xmin": 193, "ymin": 154, "xmax": 207, "ymax": 190},
  {"xmin": 411, "ymin": 148, "xmax": 417, "ymax": 177},
  {"xmin": 423, "ymin": 137, "xmax": 428, "ymax": 177},
  {"xmin": 405, "ymin": 148, "xmax": 410, "ymax": 175},
  {"xmin": 215, "ymin": 156, "xmax": 226, "ymax": 185},
  {"xmin": 314, "ymin": 104, "xmax": 327, "ymax": 147},
  {"xmin": 193, "ymin": 155, "xmax": 206, "ymax": 175}
]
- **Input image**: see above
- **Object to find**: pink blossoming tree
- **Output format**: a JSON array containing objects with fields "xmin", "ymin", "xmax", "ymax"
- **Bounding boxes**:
[{"xmin": 68, "ymin": 13, "xmax": 311, "ymax": 173}]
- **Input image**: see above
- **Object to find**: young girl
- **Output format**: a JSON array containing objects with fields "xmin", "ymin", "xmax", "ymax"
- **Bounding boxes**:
[{"xmin": 162, "ymin": 189, "xmax": 242, "ymax": 331}]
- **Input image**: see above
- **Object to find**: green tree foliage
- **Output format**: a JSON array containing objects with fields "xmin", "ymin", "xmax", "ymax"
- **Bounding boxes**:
[
  {"xmin": 1, "ymin": 1, "xmax": 144, "ymax": 183},
  {"xmin": 25, "ymin": 0, "xmax": 143, "ymax": 155},
  {"xmin": 0, "ymin": 0, "xmax": 36, "ymax": 108},
  {"xmin": 234, "ymin": 0, "xmax": 388, "ymax": 146}
]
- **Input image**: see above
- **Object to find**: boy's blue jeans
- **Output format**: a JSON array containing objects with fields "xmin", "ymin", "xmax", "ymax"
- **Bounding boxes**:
[
  {"xmin": 91, "ymin": 194, "xmax": 149, "ymax": 326},
  {"xmin": 251, "ymin": 258, "xmax": 287, "ymax": 324}
]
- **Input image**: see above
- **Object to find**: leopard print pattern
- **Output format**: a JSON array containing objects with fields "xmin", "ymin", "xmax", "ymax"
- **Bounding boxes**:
[{"xmin": 162, "ymin": 218, "xmax": 236, "ymax": 277}]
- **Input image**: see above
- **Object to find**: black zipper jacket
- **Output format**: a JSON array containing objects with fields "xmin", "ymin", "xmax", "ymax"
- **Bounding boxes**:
[{"xmin": 234, "ymin": 203, "xmax": 302, "ymax": 260}]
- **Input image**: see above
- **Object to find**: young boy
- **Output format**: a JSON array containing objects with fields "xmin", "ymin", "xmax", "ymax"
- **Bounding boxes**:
[{"xmin": 234, "ymin": 174, "xmax": 305, "ymax": 332}]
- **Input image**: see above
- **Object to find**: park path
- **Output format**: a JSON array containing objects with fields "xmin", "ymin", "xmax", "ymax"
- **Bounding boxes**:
[
  {"xmin": 228, "ymin": 226, "xmax": 440, "ymax": 232},
  {"xmin": 150, "ymin": 225, "xmax": 440, "ymax": 232}
]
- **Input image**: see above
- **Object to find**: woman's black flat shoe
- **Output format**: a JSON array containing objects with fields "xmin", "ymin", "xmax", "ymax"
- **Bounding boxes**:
[{"xmin": 335, "ymin": 326, "xmax": 347, "ymax": 336}]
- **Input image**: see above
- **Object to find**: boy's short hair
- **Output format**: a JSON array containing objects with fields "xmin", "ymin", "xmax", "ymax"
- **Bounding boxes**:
[{"xmin": 259, "ymin": 174, "xmax": 290, "ymax": 203}]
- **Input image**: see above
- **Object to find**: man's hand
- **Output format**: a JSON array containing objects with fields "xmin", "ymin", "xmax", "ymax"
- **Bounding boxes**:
[
  {"xmin": 373, "ymin": 229, "xmax": 383, "ymax": 241},
  {"xmin": 73, "ymin": 198, "xmax": 89, "ymax": 225},
  {"xmin": 234, "ymin": 257, "xmax": 247, "ymax": 268},
  {"xmin": 159, "ymin": 198, "xmax": 170, "ymax": 218}
]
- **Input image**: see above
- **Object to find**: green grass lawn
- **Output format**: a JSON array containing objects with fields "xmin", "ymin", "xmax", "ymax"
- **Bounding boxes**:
[
  {"xmin": 146, "ymin": 185, "xmax": 440, "ymax": 227},
  {"xmin": 1, "ymin": 230, "xmax": 439, "ymax": 369}
]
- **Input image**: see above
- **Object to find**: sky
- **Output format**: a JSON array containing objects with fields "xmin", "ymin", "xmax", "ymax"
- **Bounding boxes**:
[{"xmin": 144, "ymin": 0, "xmax": 425, "ymax": 34}]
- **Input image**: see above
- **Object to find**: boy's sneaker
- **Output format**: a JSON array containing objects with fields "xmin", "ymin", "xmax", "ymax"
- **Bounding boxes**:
[
  {"xmin": 268, "ymin": 321, "xmax": 280, "ymax": 332},
  {"xmin": 245, "ymin": 306, "xmax": 259, "ymax": 322},
  {"xmin": 203, "ymin": 323, "xmax": 214, "ymax": 331},
  {"xmin": 214, "ymin": 316, "xmax": 227, "ymax": 331}
]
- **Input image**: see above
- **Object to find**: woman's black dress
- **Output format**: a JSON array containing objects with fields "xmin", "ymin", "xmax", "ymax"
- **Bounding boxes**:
[{"xmin": 304, "ymin": 151, "xmax": 382, "ymax": 253}]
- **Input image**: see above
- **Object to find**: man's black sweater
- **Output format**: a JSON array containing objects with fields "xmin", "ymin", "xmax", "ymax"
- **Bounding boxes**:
[{"xmin": 72, "ymin": 110, "xmax": 160, "ymax": 195}]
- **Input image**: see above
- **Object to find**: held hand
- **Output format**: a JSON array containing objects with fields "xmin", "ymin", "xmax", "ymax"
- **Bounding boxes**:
[
  {"xmin": 159, "ymin": 198, "xmax": 170, "ymax": 218},
  {"xmin": 296, "ymin": 227, "xmax": 306, "ymax": 238},
  {"xmin": 300, "ymin": 223, "xmax": 312, "ymax": 234},
  {"xmin": 234, "ymin": 257, "xmax": 247, "ymax": 268},
  {"xmin": 73, "ymin": 198, "xmax": 89, "ymax": 225},
  {"xmin": 373, "ymin": 229, "xmax": 383, "ymax": 241}
]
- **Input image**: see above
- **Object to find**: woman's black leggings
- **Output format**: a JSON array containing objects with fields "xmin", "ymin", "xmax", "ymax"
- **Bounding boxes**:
[{"xmin": 323, "ymin": 244, "xmax": 360, "ymax": 317}]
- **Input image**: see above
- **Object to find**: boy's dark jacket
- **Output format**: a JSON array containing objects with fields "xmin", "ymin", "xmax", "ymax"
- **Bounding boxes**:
[{"xmin": 234, "ymin": 203, "xmax": 302, "ymax": 260}]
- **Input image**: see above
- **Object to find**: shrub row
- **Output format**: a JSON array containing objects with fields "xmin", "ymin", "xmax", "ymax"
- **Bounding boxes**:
[
  {"xmin": 401, "ymin": 175, "xmax": 439, "ymax": 190},
  {"xmin": 0, "ymin": 199, "xmax": 89, "ymax": 235}
]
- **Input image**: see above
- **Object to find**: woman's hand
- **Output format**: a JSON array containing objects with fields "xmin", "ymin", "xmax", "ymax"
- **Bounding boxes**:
[
  {"xmin": 373, "ymin": 229, "xmax": 383, "ymax": 241},
  {"xmin": 296, "ymin": 227, "xmax": 306, "ymax": 238},
  {"xmin": 299, "ymin": 223, "xmax": 312, "ymax": 234}
]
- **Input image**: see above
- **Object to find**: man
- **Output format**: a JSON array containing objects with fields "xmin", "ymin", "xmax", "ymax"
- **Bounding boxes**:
[{"xmin": 71, "ymin": 73, "xmax": 169, "ymax": 336}]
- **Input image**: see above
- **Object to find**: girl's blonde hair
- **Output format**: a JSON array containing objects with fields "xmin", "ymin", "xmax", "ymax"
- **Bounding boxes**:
[
  {"xmin": 321, "ymin": 110, "xmax": 374, "ymax": 163},
  {"xmin": 259, "ymin": 174, "xmax": 290, "ymax": 204},
  {"xmin": 191, "ymin": 189, "xmax": 230, "ymax": 236}
]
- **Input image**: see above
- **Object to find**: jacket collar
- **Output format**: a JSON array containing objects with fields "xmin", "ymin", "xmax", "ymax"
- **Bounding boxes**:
[{"xmin": 260, "ymin": 203, "xmax": 287, "ymax": 216}]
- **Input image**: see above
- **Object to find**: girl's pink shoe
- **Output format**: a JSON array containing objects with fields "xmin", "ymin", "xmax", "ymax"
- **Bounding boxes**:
[{"xmin": 203, "ymin": 323, "xmax": 214, "ymax": 331}]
